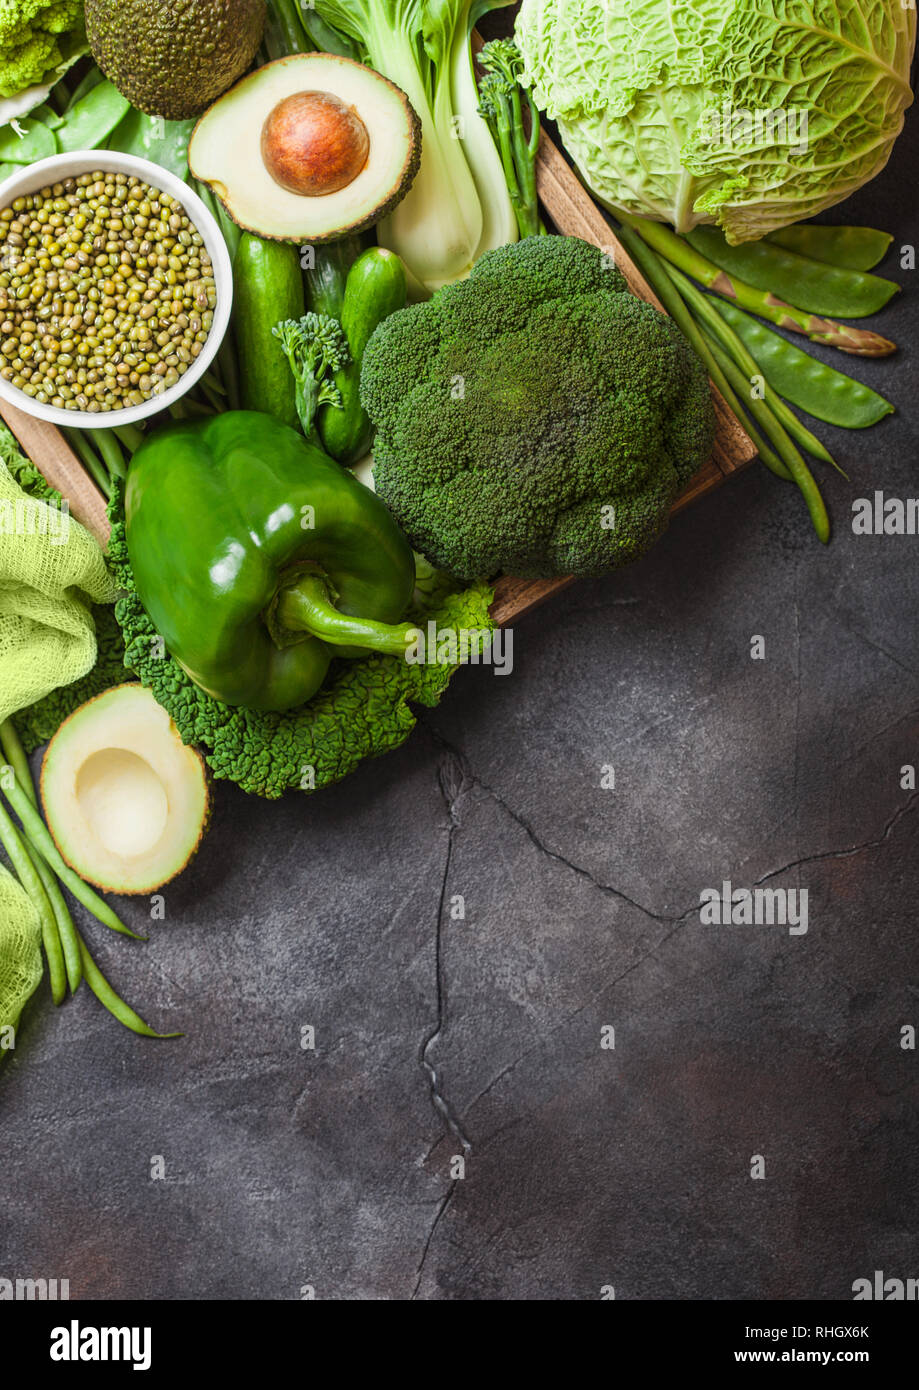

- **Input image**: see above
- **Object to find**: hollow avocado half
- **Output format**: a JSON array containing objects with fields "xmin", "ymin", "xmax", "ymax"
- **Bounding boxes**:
[
  {"xmin": 41, "ymin": 685, "xmax": 210, "ymax": 896},
  {"xmin": 189, "ymin": 54, "xmax": 421, "ymax": 243}
]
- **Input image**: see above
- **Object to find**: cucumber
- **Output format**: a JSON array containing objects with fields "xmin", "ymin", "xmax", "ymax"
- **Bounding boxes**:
[
  {"xmin": 233, "ymin": 234, "xmax": 305, "ymax": 429},
  {"xmin": 303, "ymin": 236, "xmax": 362, "ymax": 319},
  {"xmin": 319, "ymin": 248, "xmax": 407, "ymax": 466}
]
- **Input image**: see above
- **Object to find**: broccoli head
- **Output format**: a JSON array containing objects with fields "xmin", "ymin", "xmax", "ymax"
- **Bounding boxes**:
[{"xmin": 362, "ymin": 235, "xmax": 716, "ymax": 582}]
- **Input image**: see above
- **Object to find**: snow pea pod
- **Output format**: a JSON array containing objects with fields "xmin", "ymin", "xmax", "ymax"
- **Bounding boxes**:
[
  {"xmin": 685, "ymin": 225, "xmax": 899, "ymax": 319},
  {"xmin": 0, "ymin": 118, "xmax": 57, "ymax": 165},
  {"xmin": 712, "ymin": 298, "xmax": 894, "ymax": 430},
  {"xmin": 57, "ymin": 81, "xmax": 131, "ymax": 154},
  {"xmin": 766, "ymin": 226, "xmax": 892, "ymax": 273},
  {"xmin": 109, "ymin": 110, "xmax": 196, "ymax": 180}
]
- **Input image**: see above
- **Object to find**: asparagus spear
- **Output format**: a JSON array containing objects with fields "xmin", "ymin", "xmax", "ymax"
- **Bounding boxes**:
[{"xmin": 621, "ymin": 215, "xmax": 896, "ymax": 357}]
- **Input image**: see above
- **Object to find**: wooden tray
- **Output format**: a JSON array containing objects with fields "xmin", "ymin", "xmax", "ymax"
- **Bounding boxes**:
[{"xmin": 0, "ymin": 128, "xmax": 755, "ymax": 625}]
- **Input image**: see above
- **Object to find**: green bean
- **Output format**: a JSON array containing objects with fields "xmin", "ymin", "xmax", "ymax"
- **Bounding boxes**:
[
  {"xmin": 94, "ymin": 429, "xmax": 127, "ymax": 481},
  {"xmin": 62, "ymin": 429, "xmax": 112, "ymax": 499},
  {"xmin": 0, "ymin": 796, "xmax": 66, "ymax": 1004},
  {"xmin": 705, "ymin": 335, "xmax": 830, "ymax": 544},
  {"xmin": 0, "ymin": 721, "xmax": 32, "ymax": 802},
  {"xmin": 112, "ymin": 423, "xmax": 144, "ymax": 454},
  {"xmin": 668, "ymin": 267, "xmax": 840, "ymax": 471},
  {"xmin": 685, "ymin": 225, "xmax": 899, "ymax": 318},
  {"xmin": 709, "ymin": 298, "xmax": 894, "ymax": 430},
  {"xmin": 2, "ymin": 781, "xmax": 145, "ymax": 941},
  {"xmin": 1, "ymin": 722, "xmax": 81, "ymax": 992},
  {"xmin": 765, "ymin": 226, "xmax": 893, "ymax": 273},
  {"xmin": 78, "ymin": 937, "xmax": 182, "ymax": 1039},
  {"xmin": 615, "ymin": 223, "xmax": 791, "ymax": 481}
]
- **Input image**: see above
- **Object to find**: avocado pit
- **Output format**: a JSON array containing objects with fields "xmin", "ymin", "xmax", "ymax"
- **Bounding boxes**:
[{"xmin": 261, "ymin": 90, "xmax": 370, "ymax": 197}]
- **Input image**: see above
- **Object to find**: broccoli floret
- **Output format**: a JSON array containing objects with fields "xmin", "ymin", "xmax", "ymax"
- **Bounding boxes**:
[{"xmin": 362, "ymin": 235, "xmax": 716, "ymax": 582}]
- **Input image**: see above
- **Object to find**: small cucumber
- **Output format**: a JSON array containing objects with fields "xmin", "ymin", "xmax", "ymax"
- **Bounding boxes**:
[
  {"xmin": 234, "ymin": 234, "xmax": 304, "ymax": 429},
  {"xmin": 320, "ymin": 248, "xmax": 407, "ymax": 466},
  {"xmin": 303, "ymin": 235, "xmax": 362, "ymax": 319}
]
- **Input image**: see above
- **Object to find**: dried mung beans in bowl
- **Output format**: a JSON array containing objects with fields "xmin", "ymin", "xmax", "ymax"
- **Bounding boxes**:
[{"xmin": 0, "ymin": 170, "xmax": 217, "ymax": 413}]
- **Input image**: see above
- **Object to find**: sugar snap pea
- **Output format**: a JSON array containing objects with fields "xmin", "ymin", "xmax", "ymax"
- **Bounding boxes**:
[
  {"xmin": 766, "ymin": 226, "xmax": 893, "ymax": 273},
  {"xmin": 685, "ymin": 225, "xmax": 899, "ymax": 319},
  {"xmin": 0, "ymin": 118, "xmax": 57, "ymax": 165},
  {"xmin": 712, "ymin": 298, "xmax": 894, "ymax": 430},
  {"xmin": 57, "ymin": 81, "xmax": 131, "ymax": 155}
]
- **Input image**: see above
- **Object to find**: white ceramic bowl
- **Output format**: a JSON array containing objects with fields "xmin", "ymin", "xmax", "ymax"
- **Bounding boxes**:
[{"xmin": 0, "ymin": 150, "xmax": 233, "ymax": 429}]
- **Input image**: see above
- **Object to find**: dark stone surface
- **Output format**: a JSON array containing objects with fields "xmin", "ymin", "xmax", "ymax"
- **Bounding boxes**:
[{"xmin": 1, "ymin": 42, "xmax": 918, "ymax": 1302}]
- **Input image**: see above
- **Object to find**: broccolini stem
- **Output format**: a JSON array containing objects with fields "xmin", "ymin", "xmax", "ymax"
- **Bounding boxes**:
[
  {"xmin": 276, "ymin": 574, "xmax": 421, "ymax": 658},
  {"xmin": 273, "ymin": 314, "xmax": 349, "ymax": 443},
  {"xmin": 478, "ymin": 40, "xmax": 545, "ymax": 241}
]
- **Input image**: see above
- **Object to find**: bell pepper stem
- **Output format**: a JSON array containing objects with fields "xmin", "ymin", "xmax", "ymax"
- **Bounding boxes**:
[{"xmin": 276, "ymin": 574, "xmax": 420, "ymax": 657}]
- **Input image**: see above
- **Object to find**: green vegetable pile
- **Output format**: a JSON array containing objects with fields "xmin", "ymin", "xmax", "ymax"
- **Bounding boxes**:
[{"xmin": 107, "ymin": 490, "xmax": 494, "ymax": 799}]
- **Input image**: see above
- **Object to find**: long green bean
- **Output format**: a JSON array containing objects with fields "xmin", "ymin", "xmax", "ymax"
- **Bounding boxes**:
[
  {"xmin": 62, "ymin": 428, "xmax": 112, "ymax": 498},
  {"xmin": 94, "ymin": 429, "xmax": 127, "ymax": 481},
  {"xmin": 615, "ymin": 222, "xmax": 792, "ymax": 481},
  {"xmin": 705, "ymin": 336, "xmax": 830, "ymax": 544},
  {"xmin": 1, "ymin": 723, "xmax": 82, "ymax": 993},
  {"xmin": 668, "ymin": 267, "xmax": 840, "ymax": 471},
  {"xmin": 78, "ymin": 938, "xmax": 182, "ymax": 1039},
  {"xmin": 0, "ymin": 796, "xmax": 66, "ymax": 1004},
  {"xmin": 2, "ymin": 782, "xmax": 145, "ymax": 941}
]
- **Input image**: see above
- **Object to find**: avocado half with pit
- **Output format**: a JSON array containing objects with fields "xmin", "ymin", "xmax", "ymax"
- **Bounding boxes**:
[
  {"xmin": 189, "ymin": 54, "xmax": 421, "ymax": 243},
  {"xmin": 41, "ymin": 685, "xmax": 210, "ymax": 896}
]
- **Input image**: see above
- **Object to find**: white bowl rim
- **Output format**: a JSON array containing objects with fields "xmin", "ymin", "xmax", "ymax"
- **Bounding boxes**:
[{"xmin": 0, "ymin": 150, "xmax": 233, "ymax": 430}]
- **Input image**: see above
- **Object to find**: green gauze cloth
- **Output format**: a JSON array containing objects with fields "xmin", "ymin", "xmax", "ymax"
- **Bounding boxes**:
[
  {"xmin": 0, "ymin": 860, "xmax": 42, "ymax": 1043},
  {"xmin": 0, "ymin": 456, "xmax": 117, "ymax": 726}
]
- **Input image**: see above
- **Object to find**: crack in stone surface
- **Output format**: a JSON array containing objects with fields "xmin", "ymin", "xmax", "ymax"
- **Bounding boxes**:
[
  {"xmin": 418, "ymin": 751, "xmax": 473, "ymax": 1155},
  {"xmin": 416, "ymin": 719, "xmax": 919, "ymax": 1136},
  {"xmin": 412, "ymin": 1181, "xmax": 456, "ymax": 1299}
]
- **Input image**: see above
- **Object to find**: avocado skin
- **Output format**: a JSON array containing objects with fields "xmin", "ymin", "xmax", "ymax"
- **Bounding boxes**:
[{"xmin": 85, "ymin": 0, "xmax": 267, "ymax": 121}]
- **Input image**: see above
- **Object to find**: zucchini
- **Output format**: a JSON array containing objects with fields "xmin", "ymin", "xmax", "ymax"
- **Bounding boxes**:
[
  {"xmin": 319, "ymin": 248, "xmax": 407, "ymax": 466},
  {"xmin": 303, "ymin": 235, "xmax": 362, "ymax": 319},
  {"xmin": 233, "ymin": 234, "xmax": 305, "ymax": 429}
]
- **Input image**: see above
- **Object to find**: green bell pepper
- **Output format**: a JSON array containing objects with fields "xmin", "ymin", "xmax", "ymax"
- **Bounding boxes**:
[{"xmin": 125, "ymin": 412, "xmax": 418, "ymax": 711}]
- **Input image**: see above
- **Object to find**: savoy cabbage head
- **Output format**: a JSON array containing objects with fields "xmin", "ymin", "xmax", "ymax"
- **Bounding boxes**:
[{"xmin": 516, "ymin": 0, "xmax": 916, "ymax": 243}]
